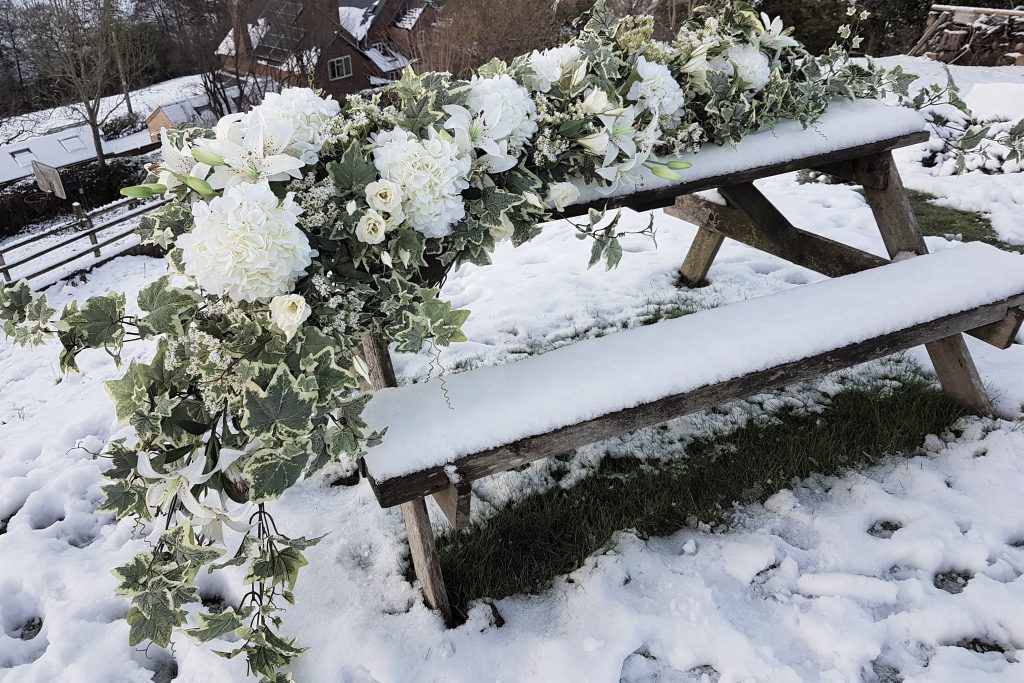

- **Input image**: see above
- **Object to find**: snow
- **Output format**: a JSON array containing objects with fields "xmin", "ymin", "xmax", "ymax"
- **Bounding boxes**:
[
  {"xmin": 0, "ymin": 74, "xmax": 208, "ymax": 146},
  {"xmin": 3, "ymin": 61, "xmax": 1024, "ymax": 683},
  {"xmin": 572, "ymin": 99, "xmax": 927, "ymax": 205},
  {"xmin": 338, "ymin": 0, "xmax": 384, "ymax": 42},
  {"xmin": 965, "ymin": 83, "xmax": 1024, "ymax": 121},
  {"xmin": 363, "ymin": 242, "xmax": 1024, "ymax": 481},
  {"xmin": 363, "ymin": 47, "xmax": 410, "ymax": 73}
]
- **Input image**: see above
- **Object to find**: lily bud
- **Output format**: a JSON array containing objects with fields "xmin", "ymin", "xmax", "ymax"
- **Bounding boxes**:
[
  {"xmin": 190, "ymin": 146, "xmax": 225, "ymax": 166},
  {"xmin": 582, "ymin": 88, "xmax": 610, "ymax": 115},
  {"xmin": 666, "ymin": 160, "xmax": 693, "ymax": 170}
]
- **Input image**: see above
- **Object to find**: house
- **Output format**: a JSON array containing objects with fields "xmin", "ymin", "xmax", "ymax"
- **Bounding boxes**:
[
  {"xmin": 145, "ymin": 83, "xmax": 249, "ymax": 140},
  {"xmin": 0, "ymin": 125, "xmax": 154, "ymax": 186},
  {"xmin": 217, "ymin": 0, "xmax": 439, "ymax": 98}
]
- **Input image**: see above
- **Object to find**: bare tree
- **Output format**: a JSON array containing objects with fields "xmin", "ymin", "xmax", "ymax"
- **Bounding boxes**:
[{"xmin": 24, "ymin": 0, "xmax": 150, "ymax": 168}]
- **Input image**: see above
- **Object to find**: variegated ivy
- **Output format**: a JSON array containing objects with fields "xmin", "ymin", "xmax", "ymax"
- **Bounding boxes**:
[{"xmin": 0, "ymin": 2, "xmax": 945, "ymax": 679}]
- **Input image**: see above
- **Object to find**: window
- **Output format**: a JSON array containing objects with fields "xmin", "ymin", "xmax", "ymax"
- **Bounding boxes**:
[
  {"xmin": 11, "ymin": 149, "xmax": 36, "ymax": 167},
  {"xmin": 371, "ymin": 42, "xmax": 387, "ymax": 53},
  {"xmin": 58, "ymin": 136, "xmax": 86, "ymax": 153},
  {"xmin": 328, "ymin": 55, "xmax": 353, "ymax": 81}
]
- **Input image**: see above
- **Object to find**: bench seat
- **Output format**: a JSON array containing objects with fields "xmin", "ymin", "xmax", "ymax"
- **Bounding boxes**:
[{"xmin": 362, "ymin": 242, "xmax": 1024, "ymax": 505}]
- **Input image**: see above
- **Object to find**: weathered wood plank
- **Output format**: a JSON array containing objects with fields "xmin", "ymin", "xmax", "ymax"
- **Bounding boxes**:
[
  {"xmin": 564, "ymin": 130, "xmax": 929, "ymax": 219},
  {"xmin": 401, "ymin": 498, "xmax": 454, "ymax": 624},
  {"xmin": 361, "ymin": 333, "xmax": 453, "ymax": 624},
  {"xmin": 366, "ymin": 292, "xmax": 1024, "ymax": 508},
  {"xmin": 813, "ymin": 159, "xmax": 889, "ymax": 189},
  {"xmin": 431, "ymin": 479, "xmax": 472, "ymax": 529},
  {"xmin": 667, "ymin": 194, "xmax": 889, "ymax": 278},
  {"xmin": 678, "ymin": 227, "xmax": 725, "ymax": 285},
  {"xmin": 858, "ymin": 152, "xmax": 994, "ymax": 415},
  {"xmin": 967, "ymin": 306, "xmax": 1024, "ymax": 350}
]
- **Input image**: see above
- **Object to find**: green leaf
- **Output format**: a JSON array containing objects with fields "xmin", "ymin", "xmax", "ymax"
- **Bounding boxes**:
[
  {"xmin": 243, "ymin": 444, "xmax": 310, "ymax": 502},
  {"xmin": 136, "ymin": 276, "xmax": 197, "ymax": 336},
  {"xmin": 74, "ymin": 293, "xmax": 126, "ymax": 347},
  {"xmin": 121, "ymin": 185, "xmax": 155, "ymax": 198},
  {"xmin": 105, "ymin": 362, "xmax": 150, "ymax": 423},
  {"xmin": 185, "ymin": 607, "xmax": 250, "ymax": 644},
  {"xmin": 127, "ymin": 603, "xmax": 182, "ymax": 648},
  {"xmin": 241, "ymin": 366, "xmax": 316, "ymax": 438},
  {"xmin": 326, "ymin": 141, "xmax": 377, "ymax": 193},
  {"xmin": 98, "ymin": 479, "xmax": 151, "ymax": 520},
  {"xmin": 604, "ymin": 238, "xmax": 623, "ymax": 270}
]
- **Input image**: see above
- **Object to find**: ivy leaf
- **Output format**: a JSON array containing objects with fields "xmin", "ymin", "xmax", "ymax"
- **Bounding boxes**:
[
  {"xmin": 326, "ymin": 141, "xmax": 377, "ymax": 193},
  {"xmin": 127, "ymin": 603, "xmax": 182, "ymax": 648},
  {"xmin": 105, "ymin": 362, "xmax": 151, "ymax": 423},
  {"xmin": 137, "ymin": 276, "xmax": 197, "ymax": 336},
  {"xmin": 185, "ymin": 607, "xmax": 250, "ymax": 644},
  {"xmin": 243, "ymin": 444, "xmax": 310, "ymax": 502},
  {"xmin": 98, "ymin": 479, "xmax": 151, "ymax": 520},
  {"xmin": 603, "ymin": 238, "xmax": 623, "ymax": 270},
  {"xmin": 242, "ymin": 367, "xmax": 316, "ymax": 439},
  {"xmin": 74, "ymin": 293, "xmax": 126, "ymax": 348}
]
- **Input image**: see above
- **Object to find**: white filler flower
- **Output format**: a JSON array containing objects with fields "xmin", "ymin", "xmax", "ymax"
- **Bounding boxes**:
[
  {"xmin": 177, "ymin": 181, "xmax": 313, "ymax": 302},
  {"xmin": 627, "ymin": 56, "xmax": 686, "ymax": 119},
  {"xmin": 526, "ymin": 44, "xmax": 582, "ymax": 93},
  {"xmin": 710, "ymin": 43, "xmax": 772, "ymax": 91},
  {"xmin": 372, "ymin": 128, "xmax": 471, "ymax": 238},
  {"xmin": 269, "ymin": 294, "xmax": 311, "ymax": 341}
]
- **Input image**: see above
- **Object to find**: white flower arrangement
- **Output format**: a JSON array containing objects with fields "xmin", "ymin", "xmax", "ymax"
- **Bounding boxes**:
[{"xmin": 710, "ymin": 43, "xmax": 773, "ymax": 92}]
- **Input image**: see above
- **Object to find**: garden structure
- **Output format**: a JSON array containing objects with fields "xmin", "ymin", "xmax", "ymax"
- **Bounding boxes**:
[{"xmin": 357, "ymin": 100, "xmax": 1024, "ymax": 623}]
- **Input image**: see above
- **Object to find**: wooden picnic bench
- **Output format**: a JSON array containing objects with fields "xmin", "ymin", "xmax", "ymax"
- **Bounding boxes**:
[{"xmin": 355, "ymin": 100, "xmax": 1024, "ymax": 624}]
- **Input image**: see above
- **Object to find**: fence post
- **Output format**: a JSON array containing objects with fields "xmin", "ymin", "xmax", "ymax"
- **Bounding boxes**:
[
  {"xmin": 74, "ymin": 202, "xmax": 101, "ymax": 258},
  {"xmin": 0, "ymin": 251, "xmax": 9, "ymax": 284}
]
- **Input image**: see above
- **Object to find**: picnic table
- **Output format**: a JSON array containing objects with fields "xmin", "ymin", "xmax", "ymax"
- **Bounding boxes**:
[{"xmin": 355, "ymin": 100, "xmax": 1024, "ymax": 623}]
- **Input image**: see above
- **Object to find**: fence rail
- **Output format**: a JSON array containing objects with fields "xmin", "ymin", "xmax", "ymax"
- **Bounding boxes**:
[{"xmin": 0, "ymin": 197, "xmax": 169, "ymax": 286}]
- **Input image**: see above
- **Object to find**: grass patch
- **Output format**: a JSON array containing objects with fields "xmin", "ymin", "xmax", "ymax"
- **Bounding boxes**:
[
  {"xmin": 905, "ymin": 189, "xmax": 1023, "ymax": 254},
  {"xmin": 436, "ymin": 375, "xmax": 970, "ymax": 619}
]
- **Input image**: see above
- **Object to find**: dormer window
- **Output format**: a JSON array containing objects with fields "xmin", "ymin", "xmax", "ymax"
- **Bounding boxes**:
[{"xmin": 11, "ymin": 149, "xmax": 36, "ymax": 167}]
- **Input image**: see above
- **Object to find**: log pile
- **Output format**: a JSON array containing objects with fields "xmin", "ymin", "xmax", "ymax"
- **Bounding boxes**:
[{"xmin": 909, "ymin": 4, "xmax": 1024, "ymax": 66}]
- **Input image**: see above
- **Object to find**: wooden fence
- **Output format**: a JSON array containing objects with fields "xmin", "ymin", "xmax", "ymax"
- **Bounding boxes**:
[{"xmin": 0, "ymin": 196, "xmax": 168, "ymax": 286}]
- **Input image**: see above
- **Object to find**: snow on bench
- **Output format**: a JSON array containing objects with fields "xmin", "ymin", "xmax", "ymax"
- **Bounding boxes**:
[
  {"xmin": 363, "ymin": 242, "xmax": 1024, "ymax": 489},
  {"xmin": 568, "ymin": 99, "xmax": 929, "ymax": 212}
]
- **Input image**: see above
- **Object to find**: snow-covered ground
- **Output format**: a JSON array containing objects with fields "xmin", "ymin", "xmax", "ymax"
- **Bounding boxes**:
[{"xmin": 2, "ymin": 61, "xmax": 1024, "ymax": 682}]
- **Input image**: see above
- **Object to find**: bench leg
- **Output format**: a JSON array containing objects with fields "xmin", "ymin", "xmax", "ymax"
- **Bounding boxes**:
[
  {"xmin": 401, "ymin": 497, "xmax": 454, "ymax": 625},
  {"xmin": 858, "ymin": 152, "xmax": 994, "ymax": 415},
  {"xmin": 679, "ymin": 226, "xmax": 725, "ymax": 286}
]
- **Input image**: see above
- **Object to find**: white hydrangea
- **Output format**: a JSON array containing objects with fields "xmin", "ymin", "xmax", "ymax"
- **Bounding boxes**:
[
  {"xmin": 372, "ymin": 128, "xmax": 471, "ymax": 238},
  {"xmin": 177, "ymin": 181, "xmax": 314, "ymax": 302},
  {"xmin": 526, "ymin": 44, "xmax": 582, "ymax": 93},
  {"xmin": 253, "ymin": 88, "xmax": 341, "ymax": 164},
  {"xmin": 467, "ymin": 74, "xmax": 538, "ymax": 151},
  {"xmin": 710, "ymin": 43, "xmax": 772, "ymax": 92},
  {"xmin": 627, "ymin": 56, "xmax": 686, "ymax": 120}
]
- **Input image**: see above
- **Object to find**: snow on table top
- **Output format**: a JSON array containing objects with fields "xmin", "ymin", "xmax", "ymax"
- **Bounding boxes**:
[
  {"xmin": 363, "ymin": 242, "xmax": 1024, "ymax": 481},
  {"xmin": 572, "ymin": 99, "xmax": 927, "ymax": 205}
]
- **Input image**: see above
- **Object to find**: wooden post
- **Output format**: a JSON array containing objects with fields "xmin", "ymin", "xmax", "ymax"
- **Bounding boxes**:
[
  {"xmin": 360, "ymin": 333, "xmax": 454, "ymax": 624},
  {"xmin": 73, "ymin": 202, "xmax": 101, "ymax": 258},
  {"xmin": 857, "ymin": 152, "xmax": 994, "ymax": 415},
  {"xmin": 0, "ymin": 252, "xmax": 9, "ymax": 284}
]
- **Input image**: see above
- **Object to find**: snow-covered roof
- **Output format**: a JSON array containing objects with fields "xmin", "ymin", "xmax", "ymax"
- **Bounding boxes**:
[
  {"xmin": 338, "ymin": 0, "xmax": 385, "ymax": 41},
  {"xmin": 0, "ymin": 125, "xmax": 154, "ymax": 185},
  {"xmin": 394, "ymin": 5, "xmax": 424, "ymax": 30},
  {"xmin": 363, "ymin": 45, "xmax": 410, "ymax": 72},
  {"xmin": 216, "ymin": 19, "xmax": 271, "ymax": 57}
]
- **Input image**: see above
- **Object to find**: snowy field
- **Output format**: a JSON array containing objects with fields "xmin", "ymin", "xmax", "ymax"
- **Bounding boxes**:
[{"xmin": 2, "ymin": 60, "xmax": 1024, "ymax": 682}]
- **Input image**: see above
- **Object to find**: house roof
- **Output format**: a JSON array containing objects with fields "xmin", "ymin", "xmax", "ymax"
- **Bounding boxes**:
[
  {"xmin": 337, "ymin": 0, "xmax": 386, "ymax": 42},
  {"xmin": 0, "ymin": 126, "xmax": 152, "ymax": 185}
]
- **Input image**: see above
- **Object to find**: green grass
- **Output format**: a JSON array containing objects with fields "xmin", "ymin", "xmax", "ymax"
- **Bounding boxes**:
[
  {"xmin": 905, "ymin": 189, "xmax": 1023, "ymax": 254},
  {"xmin": 435, "ymin": 374, "xmax": 970, "ymax": 619}
]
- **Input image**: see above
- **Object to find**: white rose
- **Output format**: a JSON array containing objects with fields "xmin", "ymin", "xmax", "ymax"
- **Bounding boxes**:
[
  {"xmin": 365, "ymin": 179, "xmax": 403, "ymax": 214},
  {"xmin": 582, "ymin": 88, "xmax": 610, "ymax": 115},
  {"xmin": 578, "ymin": 131, "xmax": 610, "ymax": 155},
  {"xmin": 546, "ymin": 182, "xmax": 580, "ymax": 212},
  {"xmin": 269, "ymin": 294, "xmax": 311, "ymax": 341},
  {"xmin": 355, "ymin": 210, "xmax": 388, "ymax": 244}
]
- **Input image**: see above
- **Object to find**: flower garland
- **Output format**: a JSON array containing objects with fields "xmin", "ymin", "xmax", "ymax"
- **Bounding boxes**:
[{"xmin": 0, "ymin": 2, "xmax": 932, "ymax": 679}]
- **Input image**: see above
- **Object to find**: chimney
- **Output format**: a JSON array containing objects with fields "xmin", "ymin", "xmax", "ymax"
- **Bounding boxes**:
[{"xmin": 228, "ymin": 0, "xmax": 252, "ymax": 60}]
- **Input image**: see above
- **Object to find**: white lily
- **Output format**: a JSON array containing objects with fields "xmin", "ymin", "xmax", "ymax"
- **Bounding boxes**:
[
  {"xmin": 177, "ymin": 485, "xmax": 254, "ymax": 546},
  {"xmin": 758, "ymin": 13, "xmax": 800, "ymax": 51},
  {"xmin": 198, "ymin": 113, "xmax": 305, "ymax": 189},
  {"xmin": 156, "ymin": 130, "xmax": 211, "ymax": 193},
  {"xmin": 443, "ymin": 103, "xmax": 519, "ymax": 173},
  {"xmin": 137, "ymin": 449, "xmax": 215, "ymax": 510}
]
